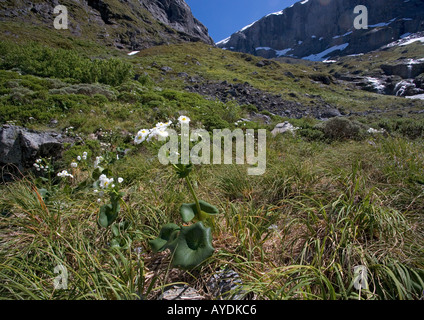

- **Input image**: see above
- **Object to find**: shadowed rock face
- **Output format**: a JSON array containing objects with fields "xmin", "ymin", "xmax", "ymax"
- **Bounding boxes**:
[
  {"xmin": 217, "ymin": 0, "xmax": 424, "ymax": 60},
  {"xmin": 142, "ymin": 0, "xmax": 213, "ymax": 45},
  {"xmin": 0, "ymin": 125, "xmax": 74, "ymax": 182},
  {"xmin": 381, "ymin": 60, "xmax": 424, "ymax": 79},
  {"xmin": 0, "ymin": 0, "xmax": 213, "ymax": 49},
  {"xmin": 0, "ymin": 125, "xmax": 69, "ymax": 169}
]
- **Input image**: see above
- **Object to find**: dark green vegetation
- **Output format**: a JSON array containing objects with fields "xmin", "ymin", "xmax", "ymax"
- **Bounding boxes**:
[{"xmin": 1, "ymin": 31, "xmax": 424, "ymax": 299}]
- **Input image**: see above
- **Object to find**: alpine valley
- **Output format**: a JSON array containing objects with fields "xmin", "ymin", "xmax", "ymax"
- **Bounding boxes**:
[{"xmin": 1, "ymin": 0, "xmax": 424, "ymax": 301}]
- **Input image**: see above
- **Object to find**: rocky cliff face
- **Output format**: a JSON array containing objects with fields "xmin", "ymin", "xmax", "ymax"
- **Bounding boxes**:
[
  {"xmin": 0, "ymin": 0, "xmax": 213, "ymax": 50},
  {"xmin": 217, "ymin": 0, "xmax": 424, "ymax": 61},
  {"xmin": 142, "ymin": 0, "xmax": 212, "ymax": 44}
]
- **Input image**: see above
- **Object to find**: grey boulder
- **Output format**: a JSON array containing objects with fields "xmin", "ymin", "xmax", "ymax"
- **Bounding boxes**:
[{"xmin": 0, "ymin": 125, "xmax": 68, "ymax": 174}]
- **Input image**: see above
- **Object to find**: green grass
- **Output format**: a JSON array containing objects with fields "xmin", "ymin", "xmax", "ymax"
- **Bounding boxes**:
[
  {"xmin": 2, "ymin": 131, "xmax": 423, "ymax": 300},
  {"xmin": 1, "ymin": 36, "xmax": 424, "ymax": 300}
]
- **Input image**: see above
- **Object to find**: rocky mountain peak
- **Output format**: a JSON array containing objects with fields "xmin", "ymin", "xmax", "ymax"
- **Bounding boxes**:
[{"xmin": 217, "ymin": 0, "xmax": 424, "ymax": 61}]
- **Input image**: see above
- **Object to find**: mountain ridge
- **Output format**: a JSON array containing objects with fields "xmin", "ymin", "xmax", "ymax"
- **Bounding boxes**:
[{"xmin": 217, "ymin": 0, "xmax": 424, "ymax": 61}]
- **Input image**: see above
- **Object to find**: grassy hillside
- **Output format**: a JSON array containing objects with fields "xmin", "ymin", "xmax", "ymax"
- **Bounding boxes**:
[
  {"xmin": 0, "ymin": 0, "xmax": 207, "ymax": 53},
  {"xmin": 1, "ymin": 35, "xmax": 424, "ymax": 300}
]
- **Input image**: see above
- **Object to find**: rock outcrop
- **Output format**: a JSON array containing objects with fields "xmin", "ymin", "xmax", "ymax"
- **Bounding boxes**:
[
  {"xmin": 0, "ymin": 125, "xmax": 70, "ymax": 180},
  {"xmin": 185, "ymin": 80, "xmax": 344, "ymax": 119},
  {"xmin": 142, "ymin": 0, "xmax": 212, "ymax": 45},
  {"xmin": 217, "ymin": 0, "xmax": 424, "ymax": 61},
  {"xmin": 334, "ymin": 57, "xmax": 424, "ymax": 97},
  {"xmin": 381, "ymin": 60, "xmax": 424, "ymax": 80}
]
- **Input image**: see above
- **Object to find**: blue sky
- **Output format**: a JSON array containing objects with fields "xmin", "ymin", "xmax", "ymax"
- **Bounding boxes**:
[{"xmin": 185, "ymin": 0, "xmax": 299, "ymax": 43}]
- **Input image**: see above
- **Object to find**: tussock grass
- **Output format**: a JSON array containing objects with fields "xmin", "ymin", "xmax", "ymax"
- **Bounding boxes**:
[{"xmin": 1, "ymin": 38, "xmax": 424, "ymax": 300}]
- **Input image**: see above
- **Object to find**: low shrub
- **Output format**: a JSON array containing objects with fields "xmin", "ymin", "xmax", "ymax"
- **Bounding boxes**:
[
  {"xmin": 318, "ymin": 117, "xmax": 367, "ymax": 141},
  {"xmin": 0, "ymin": 40, "xmax": 133, "ymax": 86}
]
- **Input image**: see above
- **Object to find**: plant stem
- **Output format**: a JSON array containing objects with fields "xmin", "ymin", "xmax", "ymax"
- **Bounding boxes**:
[{"xmin": 185, "ymin": 175, "xmax": 201, "ymax": 215}]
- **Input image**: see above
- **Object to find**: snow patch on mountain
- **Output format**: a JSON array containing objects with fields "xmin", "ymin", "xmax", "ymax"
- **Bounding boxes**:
[
  {"xmin": 302, "ymin": 43, "xmax": 349, "ymax": 61},
  {"xmin": 255, "ymin": 47, "xmax": 293, "ymax": 57},
  {"xmin": 383, "ymin": 32, "xmax": 424, "ymax": 48}
]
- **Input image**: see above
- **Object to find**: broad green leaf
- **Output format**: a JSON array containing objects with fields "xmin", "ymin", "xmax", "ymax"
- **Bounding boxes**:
[
  {"xmin": 198, "ymin": 200, "xmax": 219, "ymax": 215},
  {"xmin": 111, "ymin": 224, "xmax": 120, "ymax": 237},
  {"xmin": 171, "ymin": 222, "xmax": 214, "ymax": 270},
  {"xmin": 180, "ymin": 203, "xmax": 197, "ymax": 223},
  {"xmin": 149, "ymin": 223, "xmax": 180, "ymax": 253},
  {"xmin": 98, "ymin": 203, "xmax": 120, "ymax": 228},
  {"xmin": 180, "ymin": 200, "xmax": 219, "ymax": 223}
]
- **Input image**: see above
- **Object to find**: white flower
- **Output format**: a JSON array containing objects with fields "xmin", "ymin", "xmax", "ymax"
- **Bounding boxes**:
[
  {"xmin": 97, "ymin": 199, "xmax": 102, "ymax": 203},
  {"xmin": 135, "ymin": 129, "xmax": 150, "ymax": 144},
  {"xmin": 57, "ymin": 170, "xmax": 74, "ymax": 179},
  {"xmin": 164, "ymin": 120, "xmax": 173, "ymax": 127},
  {"xmin": 36, "ymin": 159, "xmax": 42, "ymax": 164},
  {"xmin": 135, "ymin": 133, "xmax": 145, "ymax": 144},
  {"xmin": 99, "ymin": 174, "xmax": 114, "ymax": 189},
  {"xmin": 82, "ymin": 152, "xmax": 88, "ymax": 160},
  {"xmin": 148, "ymin": 127, "xmax": 169, "ymax": 140},
  {"xmin": 368, "ymin": 128, "xmax": 385, "ymax": 134},
  {"xmin": 77, "ymin": 156, "xmax": 82, "ymax": 161},
  {"xmin": 33, "ymin": 163, "xmax": 39, "ymax": 168},
  {"xmin": 71, "ymin": 162, "xmax": 78, "ymax": 168},
  {"xmin": 94, "ymin": 156, "xmax": 104, "ymax": 169},
  {"xmin": 118, "ymin": 177, "xmax": 124, "ymax": 184},
  {"xmin": 156, "ymin": 129, "xmax": 169, "ymax": 139},
  {"xmin": 178, "ymin": 115, "xmax": 190, "ymax": 124},
  {"xmin": 155, "ymin": 122, "xmax": 166, "ymax": 128},
  {"xmin": 139, "ymin": 129, "xmax": 150, "ymax": 136}
]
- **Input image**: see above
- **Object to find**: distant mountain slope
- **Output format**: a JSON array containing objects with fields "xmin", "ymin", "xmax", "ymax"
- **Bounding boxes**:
[
  {"xmin": 0, "ymin": 0, "xmax": 213, "ymax": 50},
  {"xmin": 217, "ymin": 0, "xmax": 424, "ymax": 61}
]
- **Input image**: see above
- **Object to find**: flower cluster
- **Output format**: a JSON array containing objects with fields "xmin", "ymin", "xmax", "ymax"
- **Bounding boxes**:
[
  {"xmin": 134, "ymin": 116, "xmax": 191, "ymax": 145},
  {"xmin": 368, "ymin": 128, "xmax": 386, "ymax": 134},
  {"xmin": 57, "ymin": 170, "xmax": 74, "ymax": 179},
  {"xmin": 97, "ymin": 174, "xmax": 123, "ymax": 190},
  {"xmin": 94, "ymin": 156, "xmax": 104, "ymax": 169},
  {"xmin": 95, "ymin": 174, "xmax": 124, "ymax": 203},
  {"xmin": 76, "ymin": 152, "xmax": 88, "ymax": 162},
  {"xmin": 64, "ymin": 127, "xmax": 74, "ymax": 134},
  {"xmin": 99, "ymin": 174, "xmax": 115, "ymax": 189},
  {"xmin": 234, "ymin": 119, "xmax": 248, "ymax": 127},
  {"xmin": 33, "ymin": 158, "xmax": 50, "ymax": 173}
]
